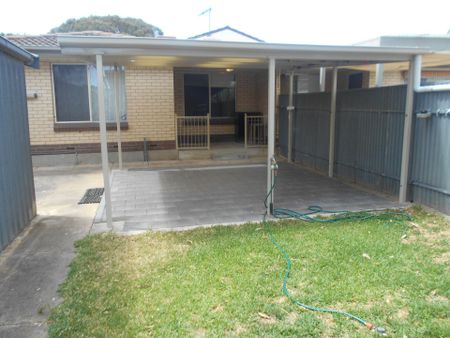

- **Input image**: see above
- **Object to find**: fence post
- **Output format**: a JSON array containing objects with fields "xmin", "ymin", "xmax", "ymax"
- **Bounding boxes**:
[
  {"xmin": 244, "ymin": 114, "xmax": 248, "ymax": 149},
  {"xmin": 207, "ymin": 114, "xmax": 211, "ymax": 150},
  {"xmin": 175, "ymin": 116, "xmax": 179, "ymax": 150}
]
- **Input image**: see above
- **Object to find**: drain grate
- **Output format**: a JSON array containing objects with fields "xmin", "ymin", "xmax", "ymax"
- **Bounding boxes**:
[{"xmin": 79, "ymin": 188, "xmax": 104, "ymax": 204}]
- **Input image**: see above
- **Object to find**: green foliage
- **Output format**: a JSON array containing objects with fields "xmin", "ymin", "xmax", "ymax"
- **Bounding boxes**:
[
  {"xmin": 49, "ymin": 15, "xmax": 163, "ymax": 37},
  {"xmin": 48, "ymin": 207, "xmax": 449, "ymax": 337}
]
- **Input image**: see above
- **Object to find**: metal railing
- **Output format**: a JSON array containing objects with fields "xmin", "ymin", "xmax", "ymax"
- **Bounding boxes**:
[
  {"xmin": 175, "ymin": 114, "xmax": 210, "ymax": 150},
  {"xmin": 245, "ymin": 114, "xmax": 267, "ymax": 148}
]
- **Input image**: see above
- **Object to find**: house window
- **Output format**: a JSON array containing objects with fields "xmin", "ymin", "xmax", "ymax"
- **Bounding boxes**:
[
  {"xmin": 52, "ymin": 64, "xmax": 127, "ymax": 123},
  {"xmin": 348, "ymin": 72, "xmax": 363, "ymax": 89}
]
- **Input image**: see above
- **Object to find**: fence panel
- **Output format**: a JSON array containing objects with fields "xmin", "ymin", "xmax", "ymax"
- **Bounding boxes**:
[
  {"xmin": 293, "ymin": 92, "xmax": 330, "ymax": 172},
  {"xmin": 411, "ymin": 91, "xmax": 450, "ymax": 214},
  {"xmin": 335, "ymin": 86, "xmax": 406, "ymax": 195}
]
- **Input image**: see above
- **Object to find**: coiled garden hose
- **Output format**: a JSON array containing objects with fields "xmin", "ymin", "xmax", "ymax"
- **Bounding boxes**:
[{"xmin": 263, "ymin": 173, "xmax": 411, "ymax": 335}]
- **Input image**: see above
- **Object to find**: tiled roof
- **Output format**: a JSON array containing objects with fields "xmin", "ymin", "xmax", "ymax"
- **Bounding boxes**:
[
  {"xmin": 8, "ymin": 35, "xmax": 59, "ymax": 49},
  {"xmin": 8, "ymin": 32, "xmax": 132, "ymax": 50}
]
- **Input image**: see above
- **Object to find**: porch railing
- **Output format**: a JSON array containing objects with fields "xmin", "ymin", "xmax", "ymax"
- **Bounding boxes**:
[
  {"xmin": 245, "ymin": 114, "xmax": 267, "ymax": 148},
  {"xmin": 175, "ymin": 114, "xmax": 210, "ymax": 150}
]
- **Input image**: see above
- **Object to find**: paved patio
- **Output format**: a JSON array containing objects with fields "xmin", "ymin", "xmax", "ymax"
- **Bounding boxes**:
[{"xmin": 93, "ymin": 162, "xmax": 401, "ymax": 232}]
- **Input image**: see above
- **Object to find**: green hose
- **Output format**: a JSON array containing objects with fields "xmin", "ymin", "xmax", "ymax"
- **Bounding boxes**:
[{"xmin": 263, "ymin": 174, "xmax": 411, "ymax": 334}]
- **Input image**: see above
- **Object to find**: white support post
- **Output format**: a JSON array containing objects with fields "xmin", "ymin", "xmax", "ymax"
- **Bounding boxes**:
[
  {"xmin": 114, "ymin": 65, "xmax": 123, "ymax": 170},
  {"xmin": 399, "ymin": 57, "xmax": 416, "ymax": 203},
  {"xmin": 287, "ymin": 72, "xmax": 294, "ymax": 162},
  {"xmin": 267, "ymin": 58, "xmax": 276, "ymax": 214},
  {"xmin": 319, "ymin": 67, "xmax": 326, "ymax": 92},
  {"xmin": 96, "ymin": 54, "xmax": 113, "ymax": 228},
  {"xmin": 328, "ymin": 67, "xmax": 338, "ymax": 178},
  {"xmin": 375, "ymin": 64, "xmax": 384, "ymax": 87}
]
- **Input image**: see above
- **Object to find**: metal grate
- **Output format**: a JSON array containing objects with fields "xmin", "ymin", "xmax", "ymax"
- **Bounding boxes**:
[{"xmin": 78, "ymin": 188, "xmax": 104, "ymax": 204}]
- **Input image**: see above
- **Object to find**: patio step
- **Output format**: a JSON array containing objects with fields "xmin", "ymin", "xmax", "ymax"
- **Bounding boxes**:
[{"xmin": 178, "ymin": 147, "xmax": 266, "ymax": 161}]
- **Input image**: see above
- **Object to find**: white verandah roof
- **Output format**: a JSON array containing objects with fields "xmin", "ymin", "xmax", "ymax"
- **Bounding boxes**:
[{"xmin": 55, "ymin": 35, "xmax": 431, "ymax": 71}]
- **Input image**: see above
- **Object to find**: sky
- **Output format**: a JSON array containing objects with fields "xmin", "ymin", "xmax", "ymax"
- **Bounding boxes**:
[{"xmin": 1, "ymin": 0, "xmax": 449, "ymax": 45}]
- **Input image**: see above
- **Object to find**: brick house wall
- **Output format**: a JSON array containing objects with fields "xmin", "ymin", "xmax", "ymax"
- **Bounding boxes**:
[
  {"xmin": 25, "ymin": 61, "xmax": 176, "ymax": 154},
  {"xmin": 369, "ymin": 70, "xmax": 406, "ymax": 87}
]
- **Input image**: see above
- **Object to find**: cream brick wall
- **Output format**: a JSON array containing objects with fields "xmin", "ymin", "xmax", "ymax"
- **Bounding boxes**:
[
  {"xmin": 25, "ymin": 61, "xmax": 175, "ymax": 145},
  {"xmin": 126, "ymin": 66, "xmax": 175, "ymax": 141},
  {"xmin": 173, "ymin": 69, "xmax": 185, "ymax": 116},
  {"xmin": 369, "ymin": 71, "xmax": 406, "ymax": 87},
  {"xmin": 257, "ymin": 71, "xmax": 268, "ymax": 116},
  {"xmin": 235, "ymin": 70, "xmax": 258, "ymax": 112}
]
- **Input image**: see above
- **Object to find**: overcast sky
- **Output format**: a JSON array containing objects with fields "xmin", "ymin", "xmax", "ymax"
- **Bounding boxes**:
[{"xmin": 1, "ymin": 0, "xmax": 449, "ymax": 45}]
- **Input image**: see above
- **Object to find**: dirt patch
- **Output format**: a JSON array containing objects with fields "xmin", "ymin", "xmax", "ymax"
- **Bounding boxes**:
[
  {"xmin": 320, "ymin": 314, "xmax": 336, "ymax": 338},
  {"xmin": 426, "ymin": 290, "xmax": 449, "ymax": 304},
  {"xmin": 212, "ymin": 304, "xmax": 224, "ymax": 312},
  {"xmin": 232, "ymin": 325, "xmax": 247, "ymax": 335},
  {"xmin": 433, "ymin": 252, "xmax": 450, "ymax": 264},
  {"xmin": 395, "ymin": 308, "xmax": 409, "ymax": 320},
  {"xmin": 273, "ymin": 296, "xmax": 287, "ymax": 304},
  {"xmin": 258, "ymin": 312, "xmax": 276, "ymax": 324},
  {"xmin": 286, "ymin": 311, "xmax": 298, "ymax": 324},
  {"xmin": 401, "ymin": 225, "xmax": 450, "ymax": 247},
  {"xmin": 193, "ymin": 328, "xmax": 207, "ymax": 337}
]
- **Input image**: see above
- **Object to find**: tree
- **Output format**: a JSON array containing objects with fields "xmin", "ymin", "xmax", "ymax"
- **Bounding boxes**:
[{"xmin": 50, "ymin": 15, "xmax": 163, "ymax": 37}]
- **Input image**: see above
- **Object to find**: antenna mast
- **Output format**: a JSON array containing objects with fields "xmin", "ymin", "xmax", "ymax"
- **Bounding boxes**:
[{"xmin": 199, "ymin": 7, "xmax": 212, "ymax": 32}]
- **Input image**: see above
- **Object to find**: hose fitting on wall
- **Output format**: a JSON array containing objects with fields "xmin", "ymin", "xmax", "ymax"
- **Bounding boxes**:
[{"xmin": 270, "ymin": 157, "xmax": 278, "ymax": 176}]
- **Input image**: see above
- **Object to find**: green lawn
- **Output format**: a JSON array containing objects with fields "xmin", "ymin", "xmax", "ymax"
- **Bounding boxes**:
[{"xmin": 49, "ymin": 207, "xmax": 449, "ymax": 337}]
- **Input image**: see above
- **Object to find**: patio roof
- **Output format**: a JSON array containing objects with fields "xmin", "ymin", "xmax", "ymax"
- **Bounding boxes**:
[{"xmin": 55, "ymin": 35, "xmax": 431, "ymax": 70}]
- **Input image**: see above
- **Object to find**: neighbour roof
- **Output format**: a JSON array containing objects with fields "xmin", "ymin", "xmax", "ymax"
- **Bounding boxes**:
[
  {"xmin": 0, "ymin": 36, "xmax": 39, "ymax": 68},
  {"xmin": 189, "ymin": 26, "xmax": 264, "ymax": 42},
  {"xmin": 8, "ymin": 31, "xmax": 132, "ymax": 51},
  {"xmin": 356, "ymin": 35, "xmax": 450, "ymax": 51},
  {"xmin": 8, "ymin": 35, "xmax": 59, "ymax": 50}
]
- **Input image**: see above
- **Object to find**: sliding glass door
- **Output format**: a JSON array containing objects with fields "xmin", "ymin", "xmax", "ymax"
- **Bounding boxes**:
[
  {"xmin": 184, "ymin": 74, "xmax": 209, "ymax": 116},
  {"xmin": 183, "ymin": 71, "xmax": 236, "ymax": 118}
]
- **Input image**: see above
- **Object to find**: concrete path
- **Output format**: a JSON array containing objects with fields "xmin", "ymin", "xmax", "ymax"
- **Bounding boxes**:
[
  {"xmin": 0, "ymin": 167, "xmax": 102, "ymax": 337},
  {"xmin": 94, "ymin": 162, "xmax": 401, "ymax": 233}
]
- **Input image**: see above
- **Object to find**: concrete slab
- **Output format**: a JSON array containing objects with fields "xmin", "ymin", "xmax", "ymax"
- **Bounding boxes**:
[
  {"xmin": 93, "ymin": 162, "xmax": 401, "ymax": 233},
  {"xmin": 0, "ymin": 167, "xmax": 102, "ymax": 337}
]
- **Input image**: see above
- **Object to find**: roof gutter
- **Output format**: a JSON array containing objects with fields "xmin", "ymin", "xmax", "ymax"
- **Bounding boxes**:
[{"xmin": 0, "ymin": 36, "xmax": 39, "ymax": 68}]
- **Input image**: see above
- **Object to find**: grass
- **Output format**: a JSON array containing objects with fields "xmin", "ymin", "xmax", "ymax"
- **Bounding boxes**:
[{"xmin": 48, "ymin": 206, "xmax": 449, "ymax": 337}]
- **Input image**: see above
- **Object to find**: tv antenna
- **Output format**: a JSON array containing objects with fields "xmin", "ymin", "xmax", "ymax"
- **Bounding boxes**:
[{"xmin": 199, "ymin": 7, "xmax": 212, "ymax": 32}]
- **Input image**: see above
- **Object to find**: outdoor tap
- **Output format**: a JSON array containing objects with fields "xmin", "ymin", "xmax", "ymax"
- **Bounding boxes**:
[{"xmin": 270, "ymin": 157, "xmax": 278, "ymax": 176}]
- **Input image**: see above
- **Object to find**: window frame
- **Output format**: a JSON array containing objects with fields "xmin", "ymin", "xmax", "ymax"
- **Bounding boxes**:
[{"xmin": 51, "ymin": 63, "xmax": 127, "ymax": 124}]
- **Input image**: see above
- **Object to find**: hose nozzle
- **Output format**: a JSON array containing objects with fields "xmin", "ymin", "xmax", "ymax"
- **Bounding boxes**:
[{"xmin": 365, "ymin": 323, "xmax": 386, "ymax": 335}]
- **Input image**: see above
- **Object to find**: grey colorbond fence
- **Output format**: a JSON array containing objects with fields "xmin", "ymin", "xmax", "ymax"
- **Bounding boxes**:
[
  {"xmin": 279, "ymin": 85, "xmax": 450, "ymax": 214},
  {"xmin": 0, "ymin": 49, "xmax": 36, "ymax": 251}
]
